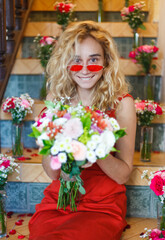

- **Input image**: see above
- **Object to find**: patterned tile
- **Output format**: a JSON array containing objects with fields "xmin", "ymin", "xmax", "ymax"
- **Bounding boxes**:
[
  {"xmin": 135, "ymin": 124, "xmax": 165, "ymax": 152},
  {"xmin": 1, "ymin": 120, "xmax": 37, "ymax": 148},
  {"xmin": 4, "ymin": 75, "xmax": 45, "ymax": 99},
  {"xmin": 5, "ymin": 182, "xmax": 28, "ymax": 212},
  {"xmin": 29, "ymin": 183, "xmax": 49, "ymax": 204}
]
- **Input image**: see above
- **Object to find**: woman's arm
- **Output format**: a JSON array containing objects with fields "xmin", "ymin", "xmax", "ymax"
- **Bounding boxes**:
[
  {"xmin": 97, "ymin": 97, "xmax": 136, "ymax": 184},
  {"xmin": 42, "ymin": 92, "xmax": 61, "ymax": 180}
]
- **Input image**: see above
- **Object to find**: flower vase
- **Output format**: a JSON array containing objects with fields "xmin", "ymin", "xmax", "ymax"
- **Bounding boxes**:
[
  {"xmin": 144, "ymin": 74, "xmax": 155, "ymax": 100},
  {"xmin": 98, "ymin": 0, "xmax": 104, "ymax": 22},
  {"xmin": 140, "ymin": 126, "xmax": 153, "ymax": 162},
  {"xmin": 0, "ymin": 188, "xmax": 7, "ymax": 238},
  {"xmin": 12, "ymin": 123, "xmax": 23, "ymax": 158},
  {"xmin": 133, "ymin": 29, "xmax": 140, "ymax": 49},
  {"xmin": 40, "ymin": 72, "xmax": 47, "ymax": 100},
  {"xmin": 157, "ymin": 202, "xmax": 165, "ymax": 230}
]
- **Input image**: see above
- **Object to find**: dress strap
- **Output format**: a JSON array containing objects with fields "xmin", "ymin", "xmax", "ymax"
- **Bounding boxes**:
[
  {"xmin": 38, "ymin": 107, "xmax": 47, "ymax": 118},
  {"xmin": 118, "ymin": 93, "xmax": 134, "ymax": 102}
]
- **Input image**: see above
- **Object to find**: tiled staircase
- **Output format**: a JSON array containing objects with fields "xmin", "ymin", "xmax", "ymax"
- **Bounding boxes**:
[{"xmin": 0, "ymin": 0, "xmax": 165, "ymax": 220}]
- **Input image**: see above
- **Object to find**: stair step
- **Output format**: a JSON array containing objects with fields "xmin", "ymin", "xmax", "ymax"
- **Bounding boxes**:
[
  {"xmin": 1, "ymin": 148, "xmax": 165, "ymax": 185},
  {"xmin": 4, "ymin": 214, "xmax": 157, "ymax": 240}
]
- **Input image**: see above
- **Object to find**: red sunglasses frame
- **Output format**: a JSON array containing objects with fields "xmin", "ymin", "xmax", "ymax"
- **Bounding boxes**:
[{"xmin": 69, "ymin": 65, "xmax": 104, "ymax": 72}]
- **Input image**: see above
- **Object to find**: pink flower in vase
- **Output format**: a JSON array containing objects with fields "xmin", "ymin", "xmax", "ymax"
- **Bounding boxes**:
[
  {"xmin": 155, "ymin": 105, "xmax": 163, "ymax": 115},
  {"xmin": 128, "ymin": 5, "xmax": 135, "ymax": 12},
  {"xmin": 150, "ymin": 175, "xmax": 164, "ymax": 196},
  {"xmin": 45, "ymin": 37, "xmax": 55, "ymax": 45},
  {"xmin": 135, "ymin": 102, "xmax": 145, "ymax": 110},
  {"xmin": 21, "ymin": 99, "xmax": 30, "ymax": 108},
  {"xmin": 0, "ymin": 160, "xmax": 10, "ymax": 168}
]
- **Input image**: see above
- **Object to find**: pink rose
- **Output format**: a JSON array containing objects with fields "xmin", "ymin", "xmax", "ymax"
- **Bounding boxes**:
[
  {"xmin": 45, "ymin": 37, "xmax": 54, "ymax": 45},
  {"xmin": 128, "ymin": 5, "xmax": 135, "ymax": 12},
  {"xmin": 153, "ymin": 46, "xmax": 159, "ymax": 53},
  {"xmin": 0, "ymin": 160, "xmax": 10, "ymax": 168},
  {"xmin": 50, "ymin": 156, "xmax": 61, "ymax": 170},
  {"xmin": 155, "ymin": 105, "xmax": 162, "ymax": 115},
  {"xmin": 129, "ymin": 51, "xmax": 136, "ymax": 58},
  {"xmin": 150, "ymin": 175, "xmax": 164, "ymax": 196},
  {"xmin": 135, "ymin": 102, "xmax": 145, "ymax": 110},
  {"xmin": 20, "ymin": 99, "xmax": 30, "ymax": 108},
  {"xmin": 71, "ymin": 140, "xmax": 87, "ymax": 161},
  {"xmin": 63, "ymin": 118, "xmax": 83, "ymax": 139},
  {"xmin": 147, "ymin": 104, "xmax": 154, "ymax": 111},
  {"xmin": 103, "ymin": 119, "xmax": 113, "ymax": 131}
]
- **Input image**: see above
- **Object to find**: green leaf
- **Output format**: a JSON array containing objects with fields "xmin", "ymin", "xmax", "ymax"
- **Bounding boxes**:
[
  {"xmin": 39, "ymin": 146, "xmax": 51, "ymax": 155},
  {"xmin": 79, "ymin": 185, "xmax": 86, "ymax": 195},
  {"xmin": 110, "ymin": 147, "xmax": 120, "ymax": 152},
  {"xmin": 30, "ymin": 126, "xmax": 41, "ymax": 138},
  {"xmin": 139, "ymin": 24, "xmax": 146, "ymax": 30},
  {"xmin": 42, "ymin": 139, "xmax": 53, "ymax": 146},
  {"xmin": 152, "ymin": 64, "xmax": 157, "ymax": 70},
  {"xmin": 44, "ymin": 100, "xmax": 55, "ymax": 109},
  {"xmin": 75, "ymin": 160, "xmax": 86, "ymax": 167},
  {"xmin": 114, "ymin": 129, "xmax": 126, "ymax": 140},
  {"xmin": 81, "ymin": 114, "xmax": 91, "ymax": 130}
]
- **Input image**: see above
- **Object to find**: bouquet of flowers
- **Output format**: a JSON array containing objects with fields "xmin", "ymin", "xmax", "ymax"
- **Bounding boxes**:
[
  {"xmin": 33, "ymin": 35, "xmax": 57, "ymax": 70},
  {"xmin": 54, "ymin": 1, "xmax": 75, "ymax": 28},
  {"xmin": 30, "ymin": 100, "xmax": 126, "ymax": 211},
  {"xmin": 142, "ymin": 169, "xmax": 165, "ymax": 230},
  {"xmin": 140, "ymin": 228, "xmax": 165, "ymax": 239},
  {"xmin": 2, "ymin": 93, "xmax": 34, "ymax": 124},
  {"xmin": 121, "ymin": 2, "xmax": 146, "ymax": 31},
  {"xmin": 135, "ymin": 99, "xmax": 163, "ymax": 126},
  {"xmin": 0, "ymin": 154, "xmax": 19, "ymax": 188},
  {"xmin": 129, "ymin": 42, "xmax": 159, "ymax": 74}
]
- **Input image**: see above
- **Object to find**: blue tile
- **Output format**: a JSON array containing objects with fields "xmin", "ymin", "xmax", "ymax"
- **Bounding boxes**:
[
  {"xmin": 4, "ymin": 75, "xmax": 45, "ymax": 99},
  {"xmin": 29, "ymin": 183, "xmax": 49, "ymax": 204},
  {"xmin": 5, "ymin": 182, "xmax": 28, "ymax": 212}
]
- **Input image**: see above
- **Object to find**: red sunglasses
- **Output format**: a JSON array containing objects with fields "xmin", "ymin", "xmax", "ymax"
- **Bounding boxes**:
[{"xmin": 69, "ymin": 65, "xmax": 104, "ymax": 72}]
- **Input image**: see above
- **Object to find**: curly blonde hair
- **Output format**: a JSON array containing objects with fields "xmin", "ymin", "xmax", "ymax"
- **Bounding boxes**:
[{"xmin": 47, "ymin": 21, "xmax": 130, "ymax": 111}]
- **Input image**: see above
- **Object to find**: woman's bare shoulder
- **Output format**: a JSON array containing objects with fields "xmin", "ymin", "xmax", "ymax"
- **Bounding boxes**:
[{"xmin": 46, "ymin": 92, "xmax": 55, "ymax": 101}]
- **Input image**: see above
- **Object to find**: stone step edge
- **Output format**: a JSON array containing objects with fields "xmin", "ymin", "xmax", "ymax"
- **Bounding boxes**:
[
  {"xmin": 1, "ymin": 100, "xmax": 165, "ymax": 124},
  {"xmin": 2, "ymin": 148, "xmax": 164, "ymax": 185}
]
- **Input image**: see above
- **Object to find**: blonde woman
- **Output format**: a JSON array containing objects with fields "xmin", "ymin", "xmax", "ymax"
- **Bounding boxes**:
[{"xmin": 29, "ymin": 21, "xmax": 136, "ymax": 240}]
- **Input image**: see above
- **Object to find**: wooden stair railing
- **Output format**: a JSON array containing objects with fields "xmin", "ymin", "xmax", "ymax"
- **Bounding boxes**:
[{"xmin": 0, "ymin": 0, "xmax": 34, "ymax": 104}]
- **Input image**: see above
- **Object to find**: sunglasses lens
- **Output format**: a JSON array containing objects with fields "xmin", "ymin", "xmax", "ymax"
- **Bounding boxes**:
[
  {"xmin": 70, "ymin": 65, "xmax": 83, "ymax": 71},
  {"xmin": 87, "ymin": 65, "xmax": 103, "ymax": 72}
]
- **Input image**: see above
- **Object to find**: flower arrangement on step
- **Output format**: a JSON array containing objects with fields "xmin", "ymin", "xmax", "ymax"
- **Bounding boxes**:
[
  {"xmin": 30, "ymin": 100, "xmax": 126, "ymax": 211},
  {"xmin": 135, "ymin": 99, "xmax": 163, "ymax": 162},
  {"xmin": 54, "ymin": 1, "xmax": 76, "ymax": 30},
  {"xmin": 2, "ymin": 94, "xmax": 34, "ymax": 157},
  {"xmin": 129, "ymin": 41, "xmax": 159, "ymax": 99},
  {"xmin": 33, "ymin": 35, "xmax": 57, "ymax": 99},
  {"xmin": 0, "ymin": 154, "xmax": 19, "ymax": 237},
  {"xmin": 121, "ymin": 1, "xmax": 146, "ymax": 48},
  {"xmin": 129, "ymin": 41, "xmax": 159, "ymax": 75},
  {"xmin": 142, "ymin": 169, "xmax": 165, "ymax": 230},
  {"xmin": 140, "ymin": 228, "xmax": 165, "ymax": 239},
  {"xmin": 135, "ymin": 99, "xmax": 163, "ymax": 127}
]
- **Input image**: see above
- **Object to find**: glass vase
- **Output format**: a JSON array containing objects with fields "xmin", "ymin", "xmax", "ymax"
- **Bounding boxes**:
[
  {"xmin": 132, "ymin": 29, "xmax": 140, "ymax": 49},
  {"xmin": 0, "ymin": 189, "xmax": 7, "ymax": 238},
  {"xmin": 140, "ymin": 126, "xmax": 153, "ymax": 162},
  {"xmin": 157, "ymin": 202, "xmax": 165, "ymax": 230},
  {"xmin": 97, "ymin": 0, "xmax": 104, "ymax": 22},
  {"xmin": 144, "ymin": 74, "xmax": 155, "ymax": 100},
  {"xmin": 12, "ymin": 123, "xmax": 23, "ymax": 158},
  {"xmin": 40, "ymin": 72, "xmax": 47, "ymax": 100}
]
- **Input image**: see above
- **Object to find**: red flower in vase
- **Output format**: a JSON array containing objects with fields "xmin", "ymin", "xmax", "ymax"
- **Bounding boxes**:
[{"xmin": 150, "ymin": 175, "xmax": 164, "ymax": 196}]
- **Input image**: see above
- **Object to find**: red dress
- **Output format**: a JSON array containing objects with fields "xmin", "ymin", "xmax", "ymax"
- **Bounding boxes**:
[{"xmin": 29, "ymin": 94, "xmax": 132, "ymax": 240}]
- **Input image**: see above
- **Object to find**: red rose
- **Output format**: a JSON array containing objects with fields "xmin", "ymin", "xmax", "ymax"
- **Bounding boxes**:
[
  {"xmin": 58, "ymin": 2, "xmax": 65, "ymax": 13},
  {"xmin": 150, "ymin": 175, "xmax": 164, "ymax": 196},
  {"xmin": 155, "ymin": 105, "xmax": 163, "ymax": 115},
  {"xmin": 6, "ymin": 98, "xmax": 15, "ymax": 110},
  {"xmin": 0, "ymin": 160, "xmax": 10, "ymax": 168},
  {"xmin": 64, "ymin": 4, "xmax": 71, "ymax": 13},
  {"xmin": 153, "ymin": 46, "xmax": 159, "ymax": 53},
  {"xmin": 128, "ymin": 5, "xmax": 135, "ymax": 12},
  {"xmin": 129, "ymin": 51, "xmax": 136, "ymax": 58}
]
